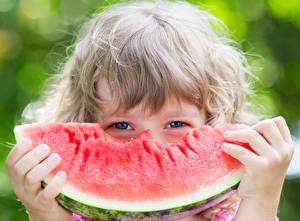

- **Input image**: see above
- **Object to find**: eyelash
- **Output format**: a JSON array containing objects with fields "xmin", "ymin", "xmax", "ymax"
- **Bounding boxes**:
[
  {"xmin": 166, "ymin": 121, "xmax": 188, "ymax": 129},
  {"xmin": 109, "ymin": 121, "xmax": 189, "ymax": 130}
]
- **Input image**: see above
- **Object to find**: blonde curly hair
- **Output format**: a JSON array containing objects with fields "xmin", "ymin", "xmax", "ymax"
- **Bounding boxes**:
[{"xmin": 22, "ymin": 0, "xmax": 259, "ymax": 126}]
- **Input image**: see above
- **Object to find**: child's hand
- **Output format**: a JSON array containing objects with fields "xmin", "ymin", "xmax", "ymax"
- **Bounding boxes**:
[
  {"xmin": 6, "ymin": 139, "xmax": 71, "ymax": 221},
  {"xmin": 221, "ymin": 116, "xmax": 294, "ymax": 200},
  {"xmin": 221, "ymin": 116, "xmax": 294, "ymax": 220}
]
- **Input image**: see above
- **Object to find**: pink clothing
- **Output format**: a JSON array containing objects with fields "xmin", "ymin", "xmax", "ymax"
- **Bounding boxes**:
[
  {"xmin": 71, "ymin": 213, "xmax": 93, "ymax": 221},
  {"xmin": 70, "ymin": 210, "xmax": 279, "ymax": 221},
  {"xmin": 70, "ymin": 207, "xmax": 235, "ymax": 221},
  {"xmin": 211, "ymin": 207, "xmax": 236, "ymax": 221},
  {"xmin": 70, "ymin": 192, "xmax": 278, "ymax": 221},
  {"xmin": 71, "ymin": 214, "xmax": 93, "ymax": 221}
]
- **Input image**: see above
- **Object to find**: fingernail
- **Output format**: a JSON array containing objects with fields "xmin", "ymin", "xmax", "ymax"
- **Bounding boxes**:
[
  {"xmin": 20, "ymin": 138, "xmax": 31, "ymax": 146},
  {"xmin": 57, "ymin": 171, "xmax": 67, "ymax": 180},
  {"xmin": 50, "ymin": 153, "xmax": 61, "ymax": 162},
  {"xmin": 221, "ymin": 143, "xmax": 229, "ymax": 149},
  {"xmin": 224, "ymin": 131, "xmax": 232, "ymax": 137},
  {"xmin": 39, "ymin": 144, "xmax": 50, "ymax": 153}
]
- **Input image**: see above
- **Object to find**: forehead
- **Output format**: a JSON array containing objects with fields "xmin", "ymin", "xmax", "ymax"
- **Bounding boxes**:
[
  {"xmin": 96, "ymin": 78, "xmax": 113, "ymax": 103},
  {"xmin": 96, "ymin": 78, "xmax": 119, "ymax": 117},
  {"xmin": 96, "ymin": 78, "xmax": 200, "ymax": 118}
]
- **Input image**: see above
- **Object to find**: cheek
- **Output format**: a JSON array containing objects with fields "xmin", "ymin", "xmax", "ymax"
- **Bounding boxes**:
[
  {"xmin": 196, "ymin": 114, "xmax": 207, "ymax": 127},
  {"xmin": 105, "ymin": 129, "xmax": 192, "ymax": 144},
  {"xmin": 164, "ymin": 128, "xmax": 192, "ymax": 143},
  {"xmin": 104, "ymin": 129, "xmax": 138, "ymax": 141}
]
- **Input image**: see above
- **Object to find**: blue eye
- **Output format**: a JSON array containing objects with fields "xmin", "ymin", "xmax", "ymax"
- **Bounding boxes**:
[
  {"xmin": 167, "ymin": 121, "xmax": 187, "ymax": 128},
  {"xmin": 112, "ymin": 122, "xmax": 132, "ymax": 130}
]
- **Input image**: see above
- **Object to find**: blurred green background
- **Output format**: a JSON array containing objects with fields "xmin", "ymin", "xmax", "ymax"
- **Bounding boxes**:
[{"xmin": 0, "ymin": 0, "xmax": 300, "ymax": 220}]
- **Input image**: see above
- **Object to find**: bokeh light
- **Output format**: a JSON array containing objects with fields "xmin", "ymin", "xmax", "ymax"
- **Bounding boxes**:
[
  {"xmin": 0, "ymin": 0, "xmax": 300, "ymax": 220},
  {"xmin": 18, "ymin": 0, "xmax": 51, "ymax": 20},
  {"xmin": 235, "ymin": 0, "xmax": 266, "ymax": 22},
  {"xmin": 0, "ymin": 0, "xmax": 14, "ymax": 12},
  {"xmin": 267, "ymin": 0, "xmax": 300, "ymax": 21},
  {"xmin": 0, "ymin": 30, "xmax": 12, "ymax": 64},
  {"xmin": 200, "ymin": 0, "xmax": 248, "ymax": 38},
  {"xmin": 17, "ymin": 63, "xmax": 48, "ymax": 96}
]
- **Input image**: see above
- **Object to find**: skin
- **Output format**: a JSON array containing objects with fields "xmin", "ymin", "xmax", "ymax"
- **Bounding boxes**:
[
  {"xmin": 223, "ymin": 117, "xmax": 294, "ymax": 221},
  {"xmin": 6, "ymin": 80, "xmax": 294, "ymax": 221}
]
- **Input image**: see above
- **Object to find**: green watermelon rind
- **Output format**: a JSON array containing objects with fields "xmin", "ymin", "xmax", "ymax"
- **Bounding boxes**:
[
  {"xmin": 14, "ymin": 124, "xmax": 243, "ymax": 220},
  {"xmin": 41, "ymin": 182, "xmax": 240, "ymax": 221},
  {"xmin": 41, "ymin": 170, "xmax": 242, "ymax": 220}
]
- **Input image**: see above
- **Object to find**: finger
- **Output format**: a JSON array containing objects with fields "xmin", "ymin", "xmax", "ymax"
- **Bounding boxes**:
[
  {"xmin": 37, "ymin": 171, "xmax": 67, "ymax": 203},
  {"xmin": 272, "ymin": 116, "xmax": 293, "ymax": 145},
  {"xmin": 222, "ymin": 143, "xmax": 261, "ymax": 168},
  {"xmin": 252, "ymin": 119, "xmax": 284, "ymax": 148},
  {"xmin": 24, "ymin": 153, "xmax": 61, "ymax": 195},
  {"xmin": 6, "ymin": 138, "xmax": 32, "ymax": 169},
  {"xmin": 14, "ymin": 144, "xmax": 51, "ymax": 178},
  {"xmin": 224, "ymin": 129, "xmax": 272, "ymax": 157}
]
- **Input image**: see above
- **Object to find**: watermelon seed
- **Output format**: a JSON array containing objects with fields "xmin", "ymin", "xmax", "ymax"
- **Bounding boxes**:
[
  {"xmin": 166, "ymin": 148, "xmax": 176, "ymax": 164},
  {"xmin": 154, "ymin": 151, "xmax": 163, "ymax": 169},
  {"xmin": 177, "ymin": 144, "xmax": 189, "ymax": 158},
  {"xmin": 94, "ymin": 150, "xmax": 100, "ymax": 160},
  {"xmin": 183, "ymin": 136, "xmax": 198, "ymax": 154},
  {"xmin": 192, "ymin": 130, "xmax": 200, "ymax": 139},
  {"xmin": 64, "ymin": 128, "xmax": 76, "ymax": 142},
  {"xmin": 74, "ymin": 140, "xmax": 81, "ymax": 155},
  {"xmin": 142, "ymin": 141, "xmax": 152, "ymax": 154},
  {"xmin": 63, "ymin": 128, "xmax": 81, "ymax": 155},
  {"xmin": 93, "ymin": 132, "xmax": 99, "ymax": 139},
  {"xmin": 84, "ymin": 133, "xmax": 89, "ymax": 141},
  {"xmin": 80, "ymin": 148, "xmax": 91, "ymax": 171},
  {"xmin": 83, "ymin": 148, "xmax": 90, "ymax": 161}
]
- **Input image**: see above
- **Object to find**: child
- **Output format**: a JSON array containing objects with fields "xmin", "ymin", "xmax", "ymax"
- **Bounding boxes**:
[{"xmin": 6, "ymin": 0, "xmax": 294, "ymax": 221}]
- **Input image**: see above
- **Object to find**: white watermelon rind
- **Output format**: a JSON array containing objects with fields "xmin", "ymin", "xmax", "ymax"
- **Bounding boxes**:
[
  {"xmin": 40, "ymin": 170, "xmax": 242, "ymax": 220},
  {"xmin": 42, "ymin": 177, "xmax": 240, "ymax": 220},
  {"xmin": 14, "ymin": 124, "xmax": 243, "ymax": 220},
  {"xmin": 44, "ymin": 170, "xmax": 242, "ymax": 211}
]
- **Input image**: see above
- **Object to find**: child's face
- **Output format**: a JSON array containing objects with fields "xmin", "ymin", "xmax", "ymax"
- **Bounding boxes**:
[{"xmin": 97, "ymin": 80, "xmax": 206, "ymax": 144}]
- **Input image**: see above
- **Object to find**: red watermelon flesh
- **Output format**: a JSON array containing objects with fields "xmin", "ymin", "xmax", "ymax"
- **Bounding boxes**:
[{"xmin": 14, "ymin": 123, "xmax": 250, "ymax": 220}]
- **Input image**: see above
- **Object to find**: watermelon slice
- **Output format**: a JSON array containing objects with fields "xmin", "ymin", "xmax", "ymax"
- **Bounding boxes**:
[{"xmin": 14, "ymin": 123, "xmax": 250, "ymax": 220}]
